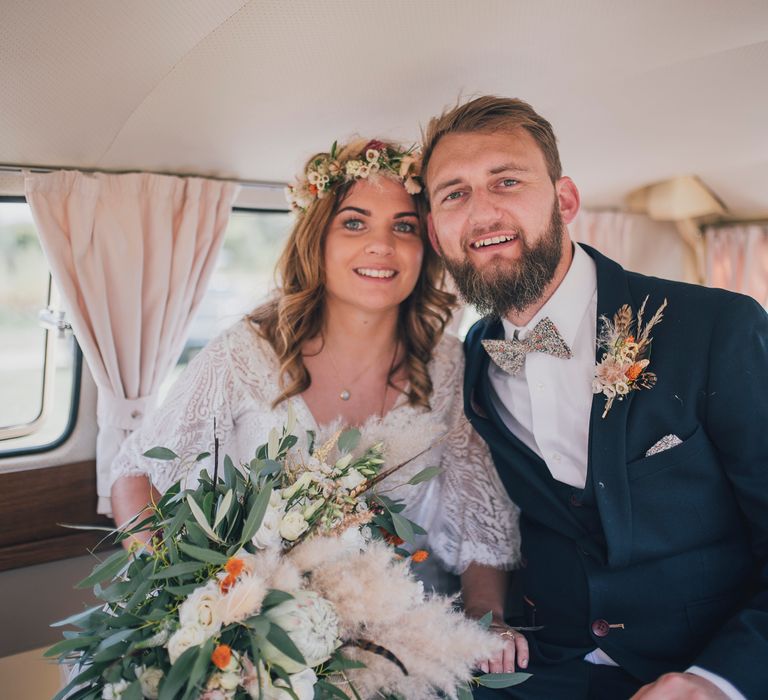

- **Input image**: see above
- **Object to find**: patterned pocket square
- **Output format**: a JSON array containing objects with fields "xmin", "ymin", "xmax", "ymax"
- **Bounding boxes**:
[{"xmin": 645, "ymin": 434, "xmax": 683, "ymax": 457}]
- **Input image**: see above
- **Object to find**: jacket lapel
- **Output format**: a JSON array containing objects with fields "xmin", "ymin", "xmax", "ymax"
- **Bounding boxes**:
[{"xmin": 582, "ymin": 244, "xmax": 637, "ymax": 567}]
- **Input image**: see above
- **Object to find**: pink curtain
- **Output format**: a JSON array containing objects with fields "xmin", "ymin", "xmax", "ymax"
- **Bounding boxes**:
[
  {"xmin": 24, "ymin": 171, "xmax": 240, "ymax": 514},
  {"xmin": 705, "ymin": 224, "xmax": 768, "ymax": 305},
  {"xmin": 569, "ymin": 210, "xmax": 633, "ymax": 267}
]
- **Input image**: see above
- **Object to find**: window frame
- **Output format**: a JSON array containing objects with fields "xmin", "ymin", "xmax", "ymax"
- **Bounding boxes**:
[
  {"xmin": 0, "ymin": 196, "xmax": 82, "ymax": 455},
  {"xmin": 0, "ymin": 204, "xmax": 291, "ymax": 571}
]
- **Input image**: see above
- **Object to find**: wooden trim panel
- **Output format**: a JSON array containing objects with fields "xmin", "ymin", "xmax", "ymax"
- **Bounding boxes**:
[{"xmin": 0, "ymin": 460, "xmax": 113, "ymax": 572}]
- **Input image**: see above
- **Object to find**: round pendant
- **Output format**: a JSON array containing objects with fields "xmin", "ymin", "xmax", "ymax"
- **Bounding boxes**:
[{"xmin": 339, "ymin": 389, "xmax": 351, "ymax": 401}]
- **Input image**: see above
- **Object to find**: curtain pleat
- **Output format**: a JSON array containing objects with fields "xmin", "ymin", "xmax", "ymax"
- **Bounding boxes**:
[{"xmin": 25, "ymin": 170, "xmax": 240, "ymax": 514}]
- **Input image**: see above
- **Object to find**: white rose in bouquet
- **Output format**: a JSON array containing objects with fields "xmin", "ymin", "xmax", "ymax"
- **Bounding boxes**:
[
  {"xmin": 279, "ymin": 510, "xmax": 309, "ymax": 542},
  {"xmin": 167, "ymin": 624, "xmax": 206, "ymax": 664},
  {"xmin": 135, "ymin": 665, "xmax": 163, "ymax": 699},
  {"xmin": 252, "ymin": 491, "xmax": 286, "ymax": 550},
  {"xmin": 243, "ymin": 661, "xmax": 317, "ymax": 700},
  {"xmin": 272, "ymin": 668, "xmax": 318, "ymax": 700},
  {"xmin": 262, "ymin": 591, "xmax": 340, "ymax": 673},
  {"xmin": 102, "ymin": 679, "xmax": 129, "ymax": 700},
  {"xmin": 178, "ymin": 581, "xmax": 222, "ymax": 634},
  {"xmin": 338, "ymin": 467, "xmax": 366, "ymax": 491}
]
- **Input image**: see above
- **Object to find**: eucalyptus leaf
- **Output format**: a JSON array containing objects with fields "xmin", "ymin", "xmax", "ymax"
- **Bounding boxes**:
[
  {"xmin": 150, "ymin": 561, "xmax": 207, "ymax": 580},
  {"xmin": 44, "ymin": 635, "xmax": 99, "ymax": 657},
  {"xmin": 477, "ymin": 611, "xmax": 493, "ymax": 629},
  {"xmin": 177, "ymin": 541, "xmax": 228, "ymax": 566},
  {"xmin": 390, "ymin": 511, "xmax": 416, "ymax": 546},
  {"xmin": 474, "ymin": 672, "xmax": 532, "ymax": 688},
  {"xmin": 406, "ymin": 465, "xmax": 443, "ymax": 485},
  {"xmin": 76, "ymin": 549, "xmax": 131, "ymax": 590},
  {"xmin": 456, "ymin": 683, "xmax": 474, "ymax": 700},
  {"xmin": 51, "ymin": 604, "xmax": 103, "ymax": 629},
  {"xmin": 213, "ymin": 489, "xmax": 234, "ymax": 530},
  {"xmin": 337, "ymin": 428, "xmax": 361, "ymax": 454},
  {"xmin": 195, "ymin": 451, "xmax": 211, "ymax": 462},
  {"xmin": 261, "ymin": 589, "xmax": 294, "ymax": 610},
  {"xmin": 265, "ymin": 622, "xmax": 307, "ymax": 666},
  {"xmin": 158, "ymin": 645, "xmax": 198, "ymax": 700},
  {"xmin": 185, "ymin": 637, "xmax": 215, "ymax": 698},
  {"xmin": 313, "ymin": 679, "xmax": 351, "ymax": 699},
  {"xmin": 143, "ymin": 446, "xmax": 179, "ymax": 460},
  {"xmin": 186, "ymin": 495, "xmax": 222, "ymax": 543},
  {"xmin": 267, "ymin": 427, "xmax": 280, "ymax": 459},
  {"xmin": 52, "ymin": 663, "xmax": 102, "ymax": 700},
  {"xmin": 239, "ymin": 480, "xmax": 273, "ymax": 545},
  {"xmin": 121, "ymin": 680, "xmax": 143, "ymax": 700}
]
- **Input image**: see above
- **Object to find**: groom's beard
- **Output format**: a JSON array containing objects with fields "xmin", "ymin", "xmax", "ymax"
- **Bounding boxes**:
[{"xmin": 439, "ymin": 204, "xmax": 565, "ymax": 318}]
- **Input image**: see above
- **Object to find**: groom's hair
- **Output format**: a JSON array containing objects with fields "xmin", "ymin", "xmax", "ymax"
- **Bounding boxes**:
[{"xmin": 420, "ymin": 96, "xmax": 562, "ymax": 194}]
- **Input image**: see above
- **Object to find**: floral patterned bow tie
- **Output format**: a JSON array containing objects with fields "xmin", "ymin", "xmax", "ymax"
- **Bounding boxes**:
[{"xmin": 482, "ymin": 317, "xmax": 572, "ymax": 376}]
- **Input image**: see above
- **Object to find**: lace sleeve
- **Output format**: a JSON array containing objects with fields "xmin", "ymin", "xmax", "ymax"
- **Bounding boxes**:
[
  {"xmin": 108, "ymin": 328, "xmax": 246, "ymax": 494},
  {"xmin": 427, "ymin": 338, "xmax": 521, "ymax": 575}
]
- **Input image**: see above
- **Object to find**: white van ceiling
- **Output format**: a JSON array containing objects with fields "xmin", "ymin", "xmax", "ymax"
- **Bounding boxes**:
[{"xmin": 2, "ymin": 0, "xmax": 767, "ymax": 216}]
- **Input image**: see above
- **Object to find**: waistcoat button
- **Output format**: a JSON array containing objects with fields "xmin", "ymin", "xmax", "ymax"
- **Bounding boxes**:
[{"xmin": 591, "ymin": 619, "xmax": 610, "ymax": 637}]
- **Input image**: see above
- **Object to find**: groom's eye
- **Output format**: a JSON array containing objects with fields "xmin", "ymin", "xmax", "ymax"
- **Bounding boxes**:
[
  {"xmin": 444, "ymin": 190, "xmax": 463, "ymax": 202},
  {"xmin": 499, "ymin": 178, "xmax": 519, "ymax": 188}
]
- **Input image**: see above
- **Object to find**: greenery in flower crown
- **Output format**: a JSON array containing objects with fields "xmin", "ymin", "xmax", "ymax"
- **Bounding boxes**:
[
  {"xmin": 49, "ymin": 409, "xmax": 529, "ymax": 700},
  {"xmin": 285, "ymin": 140, "xmax": 422, "ymax": 214}
]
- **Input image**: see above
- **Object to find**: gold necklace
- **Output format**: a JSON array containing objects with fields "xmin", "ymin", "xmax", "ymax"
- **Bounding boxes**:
[{"xmin": 325, "ymin": 340, "xmax": 399, "ymax": 407}]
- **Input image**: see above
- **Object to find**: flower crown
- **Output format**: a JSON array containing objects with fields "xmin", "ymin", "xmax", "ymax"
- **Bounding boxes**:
[{"xmin": 285, "ymin": 139, "xmax": 423, "ymax": 214}]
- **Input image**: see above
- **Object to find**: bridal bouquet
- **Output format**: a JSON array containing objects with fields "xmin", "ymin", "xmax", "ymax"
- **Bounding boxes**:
[{"xmin": 50, "ymin": 409, "xmax": 528, "ymax": 700}]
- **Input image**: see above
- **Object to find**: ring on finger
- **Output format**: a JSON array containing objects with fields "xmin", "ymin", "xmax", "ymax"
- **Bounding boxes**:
[{"xmin": 499, "ymin": 630, "xmax": 516, "ymax": 640}]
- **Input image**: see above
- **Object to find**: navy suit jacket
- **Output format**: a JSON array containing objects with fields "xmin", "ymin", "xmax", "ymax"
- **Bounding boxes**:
[{"xmin": 463, "ymin": 244, "xmax": 768, "ymax": 697}]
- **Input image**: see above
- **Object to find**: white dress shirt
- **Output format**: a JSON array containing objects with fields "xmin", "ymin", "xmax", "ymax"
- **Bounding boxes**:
[
  {"xmin": 485, "ymin": 244, "xmax": 745, "ymax": 700},
  {"xmin": 488, "ymin": 243, "xmax": 597, "ymax": 489}
]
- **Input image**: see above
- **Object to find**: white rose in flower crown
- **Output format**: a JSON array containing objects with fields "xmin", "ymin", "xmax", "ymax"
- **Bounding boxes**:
[
  {"xmin": 338, "ymin": 467, "xmax": 366, "ymax": 492},
  {"xmin": 261, "ymin": 591, "xmax": 340, "ymax": 673},
  {"xmin": 167, "ymin": 624, "xmax": 206, "ymax": 664},
  {"xmin": 279, "ymin": 510, "xmax": 309, "ymax": 542},
  {"xmin": 178, "ymin": 581, "xmax": 222, "ymax": 634},
  {"xmin": 102, "ymin": 679, "xmax": 129, "ymax": 700},
  {"xmin": 135, "ymin": 665, "xmax": 163, "ymax": 699}
]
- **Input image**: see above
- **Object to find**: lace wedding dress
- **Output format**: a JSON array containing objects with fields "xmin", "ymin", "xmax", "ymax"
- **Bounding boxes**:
[{"xmin": 110, "ymin": 319, "xmax": 520, "ymax": 591}]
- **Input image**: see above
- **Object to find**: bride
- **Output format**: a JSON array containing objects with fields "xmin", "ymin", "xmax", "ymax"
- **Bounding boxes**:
[{"xmin": 109, "ymin": 138, "xmax": 526, "ymax": 671}]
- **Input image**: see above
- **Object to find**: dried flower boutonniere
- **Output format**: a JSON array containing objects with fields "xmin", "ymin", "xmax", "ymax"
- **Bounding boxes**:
[{"xmin": 593, "ymin": 295, "xmax": 668, "ymax": 418}]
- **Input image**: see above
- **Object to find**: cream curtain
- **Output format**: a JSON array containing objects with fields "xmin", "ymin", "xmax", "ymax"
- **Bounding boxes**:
[
  {"xmin": 704, "ymin": 224, "xmax": 768, "ymax": 305},
  {"xmin": 569, "ymin": 210, "xmax": 634, "ymax": 267},
  {"xmin": 25, "ymin": 171, "xmax": 240, "ymax": 514}
]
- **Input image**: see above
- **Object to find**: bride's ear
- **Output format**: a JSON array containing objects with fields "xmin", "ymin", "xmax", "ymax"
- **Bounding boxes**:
[{"xmin": 427, "ymin": 214, "xmax": 442, "ymax": 256}]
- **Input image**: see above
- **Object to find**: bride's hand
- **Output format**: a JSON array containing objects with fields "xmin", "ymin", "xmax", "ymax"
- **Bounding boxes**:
[{"xmin": 478, "ymin": 625, "xmax": 529, "ymax": 674}]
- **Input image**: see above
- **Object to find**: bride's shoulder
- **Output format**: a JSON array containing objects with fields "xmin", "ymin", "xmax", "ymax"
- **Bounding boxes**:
[
  {"xmin": 206, "ymin": 317, "xmax": 280, "ymax": 385},
  {"xmin": 429, "ymin": 331, "xmax": 465, "ymax": 385}
]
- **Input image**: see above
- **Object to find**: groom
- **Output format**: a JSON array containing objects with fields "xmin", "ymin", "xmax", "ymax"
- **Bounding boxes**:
[{"xmin": 421, "ymin": 96, "xmax": 768, "ymax": 700}]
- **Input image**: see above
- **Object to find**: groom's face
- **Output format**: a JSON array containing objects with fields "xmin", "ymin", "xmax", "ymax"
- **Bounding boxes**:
[{"xmin": 425, "ymin": 128, "xmax": 579, "ymax": 315}]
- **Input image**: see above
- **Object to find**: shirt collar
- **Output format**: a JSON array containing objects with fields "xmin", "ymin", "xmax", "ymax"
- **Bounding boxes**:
[{"xmin": 502, "ymin": 243, "xmax": 597, "ymax": 348}]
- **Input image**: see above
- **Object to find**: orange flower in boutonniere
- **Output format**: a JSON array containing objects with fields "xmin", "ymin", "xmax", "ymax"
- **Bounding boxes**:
[{"xmin": 593, "ymin": 296, "xmax": 668, "ymax": 418}]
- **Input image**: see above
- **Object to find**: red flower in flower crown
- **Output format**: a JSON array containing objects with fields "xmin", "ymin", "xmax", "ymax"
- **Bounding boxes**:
[{"xmin": 364, "ymin": 139, "xmax": 386, "ymax": 153}]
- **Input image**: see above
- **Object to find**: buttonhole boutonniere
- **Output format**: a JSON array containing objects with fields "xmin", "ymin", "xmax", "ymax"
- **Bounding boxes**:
[{"xmin": 593, "ymin": 296, "xmax": 668, "ymax": 418}]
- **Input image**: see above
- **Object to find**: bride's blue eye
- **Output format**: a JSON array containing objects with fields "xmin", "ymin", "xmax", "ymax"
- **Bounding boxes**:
[
  {"xmin": 394, "ymin": 221, "xmax": 417, "ymax": 234},
  {"xmin": 343, "ymin": 218, "xmax": 365, "ymax": 231}
]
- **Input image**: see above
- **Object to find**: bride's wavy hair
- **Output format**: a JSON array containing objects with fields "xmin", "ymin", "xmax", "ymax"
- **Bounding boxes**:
[{"xmin": 248, "ymin": 138, "xmax": 456, "ymax": 409}]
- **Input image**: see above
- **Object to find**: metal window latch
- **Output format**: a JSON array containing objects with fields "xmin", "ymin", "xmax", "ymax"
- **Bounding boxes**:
[{"xmin": 38, "ymin": 308, "xmax": 72, "ymax": 337}]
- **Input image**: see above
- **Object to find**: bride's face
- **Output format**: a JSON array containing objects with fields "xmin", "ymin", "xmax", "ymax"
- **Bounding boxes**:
[{"xmin": 323, "ymin": 178, "xmax": 424, "ymax": 313}]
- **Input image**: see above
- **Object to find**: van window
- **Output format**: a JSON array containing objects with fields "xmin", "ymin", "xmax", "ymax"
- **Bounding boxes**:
[
  {"xmin": 162, "ymin": 208, "xmax": 291, "ymax": 394},
  {"xmin": 0, "ymin": 199, "xmax": 78, "ymax": 454}
]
